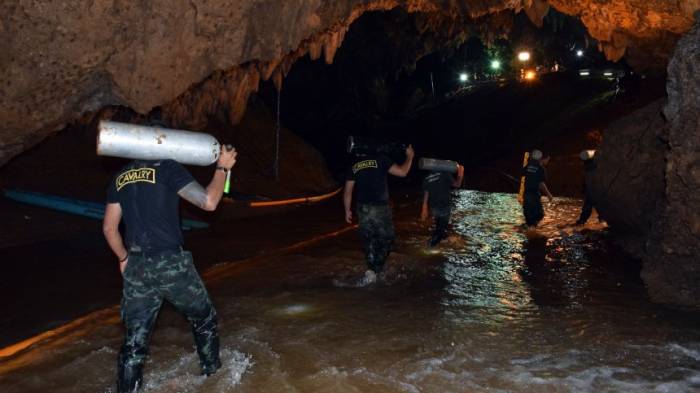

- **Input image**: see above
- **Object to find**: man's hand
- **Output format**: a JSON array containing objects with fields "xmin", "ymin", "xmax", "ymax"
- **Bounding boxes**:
[
  {"xmin": 405, "ymin": 144, "xmax": 415, "ymax": 159},
  {"xmin": 420, "ymin": 206, "xmax": 429, "ymax": 222},
  {"xmin": 343, "ymin": 180, "xmax": 355, "ymax": 224},
  {"xmin": 119, "ymin": 258, "xmax": 129, "ymax": 274},
  {"xmin": 218, "ymin": 145, "xmax": 237, "ymax": 170},
  {"xmin": 389, "ymin": 145, "xmax": 415, "ymax": 177}
]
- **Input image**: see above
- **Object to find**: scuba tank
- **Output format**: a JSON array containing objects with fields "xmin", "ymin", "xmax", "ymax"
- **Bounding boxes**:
[
  {"xmin": 418, "ymin": 157, "xmax": 459, "ymax": 173},
  {"xmin": 97, "ymin": 120, "xmax": 221, "ymax": 166}
]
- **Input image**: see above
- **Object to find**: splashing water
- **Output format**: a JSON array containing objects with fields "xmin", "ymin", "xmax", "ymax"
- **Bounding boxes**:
[{"xmin": 1, "ymin": 191, "xmax": 699, "ymax": 392}]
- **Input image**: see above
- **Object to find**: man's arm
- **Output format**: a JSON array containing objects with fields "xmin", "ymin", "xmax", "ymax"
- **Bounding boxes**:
[
  {"xmin": 103, "ymin": 203, "xmax": 129, "ymax": 273},
  {"xmin": 343, "ymin": 180, "xmax": 355, "ymax": 224},
  {"xmin": 179, "ymin": 147, "xmax": 237, "ymax": 211},
  {"xmin": 539, "ymin": 164, "xmax": 553, "ymax": 202},
  {"xmin": 452, "ymin": 164, "xmax": 464, "ymax": 188},
  {"xmin": 388, "ymin": 144, "xmax": 415, "ymax": 178},
  {"xmin": 420, "ymin": 191, "xmax": 429, "ymax": 222},
  {"xmin": 540, "ymin": 182, "xmax": 554, "ymax": 202}
]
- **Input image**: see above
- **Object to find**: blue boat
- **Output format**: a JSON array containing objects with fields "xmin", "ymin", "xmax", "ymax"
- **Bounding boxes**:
[{"xmin": 3, "ymin": 189, "xmax": 209, "ymax": 230}]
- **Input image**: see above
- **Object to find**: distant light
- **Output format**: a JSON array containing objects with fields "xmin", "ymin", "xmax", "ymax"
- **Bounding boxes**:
[
  {"xmin": 579, "ymin": 70, "xmax": 590, "ymax": 76},
  {"xmin": 603, "ymin": 71, "xmax": 613, "ymax": 77},
  {"xmin": 459, "ymin": 73, "xmax": 469, "ymax": 82},
  {"xmin": 517, "ymin": 51, "xmax": 531, "ymax": 62},
  {"xmin": 490, "ymin": 60, "xmax": 501, "ymax": 70},
  {"xmin": 524, "ymin": 70, "xmax": 537, "ymax": 80},
  {"xmin": 576, "ymin": 50, "xmax": 584, "ymax": 57}
]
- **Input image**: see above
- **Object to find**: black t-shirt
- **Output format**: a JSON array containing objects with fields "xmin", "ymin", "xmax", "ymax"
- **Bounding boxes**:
[
  {"xmin": 348, "ymin": 154, "xmax": 393, "ymax": 204},
  {"xmin": 106, "ymin": 159, "xmax": 195, "ymax": 252},
  {"xmin": 422, "ymin": 171, "xmax": 455, "ymax": 208},
  {"xmin": 523, "ymin": 159, "xmax": 546, "ymax": 193}
]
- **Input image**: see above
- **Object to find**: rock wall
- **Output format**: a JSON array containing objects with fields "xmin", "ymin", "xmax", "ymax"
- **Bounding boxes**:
[
  {"xmin": 588, "ymin": 100, "xmax": 667, "ymax": 255},
  {"xmin": 1, "ymin": 0, "xmax": 698, "ymax": 166},
  {"xmin": 645, "ymin": 13, "xmax": 700, "ymax": 307},
  {"xmin": 591, "ymin": 14, "xmax": 700, "ymax": 307}
]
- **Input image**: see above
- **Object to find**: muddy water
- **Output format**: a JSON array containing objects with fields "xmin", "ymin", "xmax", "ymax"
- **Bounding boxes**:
[{"xmin": 1, "ymin": 191, "xmax": 699, "ymax": 392}]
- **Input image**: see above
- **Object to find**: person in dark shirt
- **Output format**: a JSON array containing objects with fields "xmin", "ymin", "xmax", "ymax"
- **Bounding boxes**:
[
  {"xmin": 420, "ymin": 164, "xmax": 464, "ymax": 246},
  {"xmin": 103, "ymin": 137, "xmax": 237, "ymax": 393},
  {"xmin": 343, "ymin": 145, "xmax": 414, "ymax": 284},
  {"xmin": 575, "ymin": 150, "xmax": 598, "ymax": 225},
  {"xmin": 522, "ymin": 149, "xmax": 553, "ymax": 228}
]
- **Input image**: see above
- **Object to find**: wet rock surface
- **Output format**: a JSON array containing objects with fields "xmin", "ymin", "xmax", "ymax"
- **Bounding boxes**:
[
  {"xmin": 647, "ymin": 14, "xmax": 700, "ymax": 307},
  {"xmin": 592, "ymin": 15, "xmax": 700, "ymax": 307},
  {"xmin": 588, "ymin": 99, "xmax": 667, "ymax": 253},
  {"xmin": 1, "ymin": 0, "xmax": 698, "ymax": 165}
]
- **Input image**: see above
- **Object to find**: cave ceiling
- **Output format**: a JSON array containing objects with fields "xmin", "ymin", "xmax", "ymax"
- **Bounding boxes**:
[{"xmin": 0, "ymin": 0, "xmax": 698, "ymax": 166}]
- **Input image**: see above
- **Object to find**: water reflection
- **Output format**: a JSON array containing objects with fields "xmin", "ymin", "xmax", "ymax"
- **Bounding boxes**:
[
  {"xmin": 1, "ymin": 191, "xmax": 699, "ymax": 392},
  {"xmin": 440, "ymin": 192, "xmax": 532, "ymax": 316}
]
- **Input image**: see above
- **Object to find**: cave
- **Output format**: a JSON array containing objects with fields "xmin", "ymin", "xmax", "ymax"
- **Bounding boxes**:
[{"xmin": 1, "ymin": 1, "xmax": 699, "ymax": 391}]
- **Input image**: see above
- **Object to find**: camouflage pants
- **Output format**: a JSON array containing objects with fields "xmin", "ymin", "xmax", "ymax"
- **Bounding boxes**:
[
  {"xmin": 357, "ymin": 203, "xmax": 395, "ymax": 273},
  {"xmin": 430, "ymin": 205, "xmax": 452, "ymax": 244},
  {"xmin": 118, "ymin": 250, "xmax": 220, "ymax": 393}
]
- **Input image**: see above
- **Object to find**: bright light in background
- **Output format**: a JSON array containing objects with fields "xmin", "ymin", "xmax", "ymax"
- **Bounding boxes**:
[
  {"xmin": 524, "ymin": 70, "xmax": 537, "ymax": 80},
  {"xmin": 459, "ymin": 73, "xmax": 469, "ymax": 82},
  {"xmin": 490, "ymin": 60, "xmax": 501, "ymax": 70},
  {"xmin": 576, "ymin": 49, "xmax": 584, "ymax": 57},
  {"xmin": 603, "ymin": 71, "xmax": 613, "ymax": 77},
  {"xmin": 579, "ymin": 70, "xmax": 590, "ymax": 76},
  {"xmin": 517, "ymin": 51, "xmax": 530, "ymax": 62}
]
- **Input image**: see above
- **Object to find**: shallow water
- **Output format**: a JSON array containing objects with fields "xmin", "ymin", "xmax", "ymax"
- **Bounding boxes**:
[{"xmin": 1, "ymin": 191, "xmax": 699, "ymax": 392}]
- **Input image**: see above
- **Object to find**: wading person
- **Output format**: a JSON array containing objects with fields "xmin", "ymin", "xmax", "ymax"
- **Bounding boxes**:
[
  {"xmin": 343, "ymin": 144, "xmax": 414, "ymax": 284},
  {"xmin": 522, "ymin": 149, "xmax": 553, "ymax": 228},
  {"xmin": 103, "ymin": 137, "xmax": 237, "ymax": 393},
  {"xmin": 420, "ymin": 163, "xmax": 464, "ymax": 246},
  {"xmin": 575, "ymin": 150, "xmax": 598, "ymax": 225}
]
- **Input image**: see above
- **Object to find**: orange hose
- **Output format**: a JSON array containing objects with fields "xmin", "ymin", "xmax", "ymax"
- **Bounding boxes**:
[
  {"xmin": 0, "ymin": 222, "xmax": 355, "ymax": 369},
  {"xmin": 224, "ymin": 187, "xmax": 342, "ymax": 208}
]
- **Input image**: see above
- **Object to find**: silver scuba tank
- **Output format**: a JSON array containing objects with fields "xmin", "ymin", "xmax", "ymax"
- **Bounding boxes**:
[
  {"xmin": 97, "ymin": 121, "xmax": 221, "ymax": 166},
  {"xmin": 418, "ymin": 157, "xmax": 459, "ymax": 173}
]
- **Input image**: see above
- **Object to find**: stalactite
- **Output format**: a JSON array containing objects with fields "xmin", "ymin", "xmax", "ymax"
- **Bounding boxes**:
[{"xmin": 2, "ymin": 0, "xmax": 699, "ymax": 166}]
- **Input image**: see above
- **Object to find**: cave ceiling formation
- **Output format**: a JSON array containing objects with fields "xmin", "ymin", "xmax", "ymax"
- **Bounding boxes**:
[{"xmin": 1, "ymin": 0, "xmax": 699, "ymax": 166}]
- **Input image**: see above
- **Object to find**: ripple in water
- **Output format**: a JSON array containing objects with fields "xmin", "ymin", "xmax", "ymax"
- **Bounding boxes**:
[{"xmin": 1, "ymin": 191, "xmax": 699, "ymax": 392}]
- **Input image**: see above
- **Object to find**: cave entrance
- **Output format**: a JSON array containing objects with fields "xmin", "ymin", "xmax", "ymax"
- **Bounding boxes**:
[{"xmin": 253, "ymin": 7, "xmax": 664, "ymax": 196}]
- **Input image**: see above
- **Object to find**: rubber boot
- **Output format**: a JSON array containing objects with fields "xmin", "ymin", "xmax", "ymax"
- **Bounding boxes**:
[
  {"xmin": 191, "ymin": 310, "xmax": 221, "ymax": 376},
  {"xmin": 117, "ymin": 349, "xmax": 144, "ymax": 393}
]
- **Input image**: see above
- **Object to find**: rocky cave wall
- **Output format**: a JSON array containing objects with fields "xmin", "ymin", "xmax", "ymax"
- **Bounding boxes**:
[
  {"xmin": 1, "ymin": 0, "xmax": 698, "ymax": 167},
  {"xmin": 646, "ymin": 14, "xmax": 700, "ymax": 307},
  {"xmin": 590, "ymin": 13, "xmax": 700, "ymax": 307}
]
